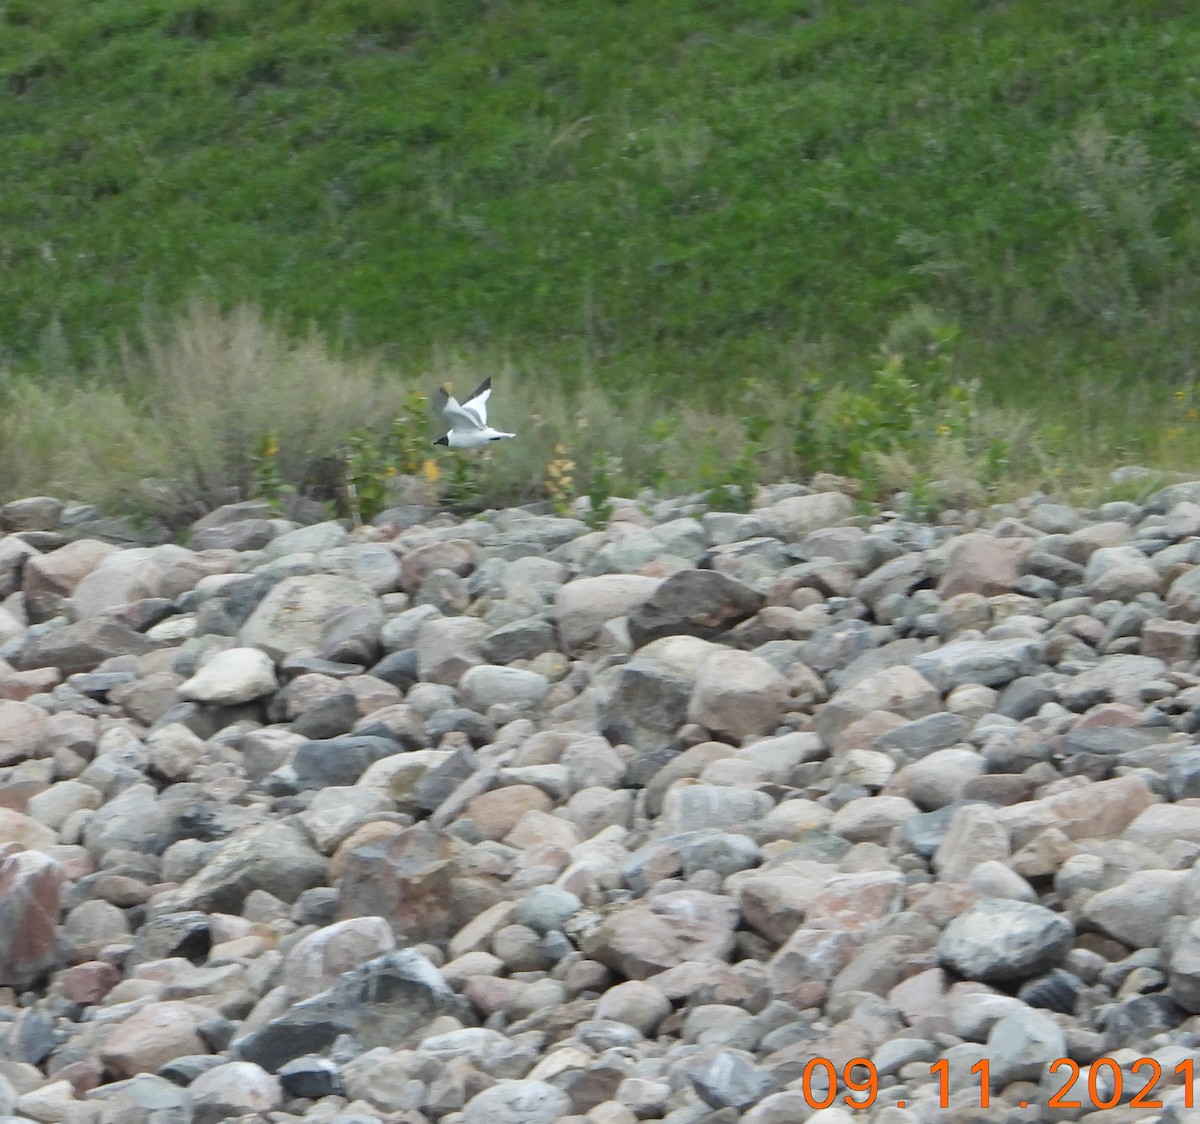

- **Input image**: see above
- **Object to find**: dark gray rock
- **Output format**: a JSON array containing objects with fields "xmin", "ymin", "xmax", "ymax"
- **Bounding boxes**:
[
  {"xmin": 234, "ymin": 951, "xmax": 463, "ymax": 1071},
  {"xmin": 289, "ymin": 691, "xmax": 360, "ymax": 740},
  {"xmin": 480, "ymin": 617, "xmax": 558, "ymax": 663},
  {"xmin": 600, "ymin": 657, "xmax": 694, "ymax": 756},
  {"xmin": 291, "ymin": 735, "xmax": 402, "ymax": 790},
  {"xmin": 125, "ymin": 912, "xmax": 212, "ymax": 970},
  {"xmin": 367, "ymin": 648, "xmax": 420, "ymax": 691},
  {"xmin": 627, "ymin": 570, "xmax": 764, "ymax": 648},
  {"xmin": 277, "ymin": 1056, "xmax": 345, "ymax": 1099}
]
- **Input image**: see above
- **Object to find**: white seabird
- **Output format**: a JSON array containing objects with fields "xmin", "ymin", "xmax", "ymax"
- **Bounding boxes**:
[{"xmin": 433, "ymin": 377, "xmax": 516, "ymax": 449}]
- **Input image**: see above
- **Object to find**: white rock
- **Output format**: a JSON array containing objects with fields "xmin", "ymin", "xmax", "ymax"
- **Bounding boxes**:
[{"xmin": 179, "ymin": 646, "xmax": 278, "ymax": 705}]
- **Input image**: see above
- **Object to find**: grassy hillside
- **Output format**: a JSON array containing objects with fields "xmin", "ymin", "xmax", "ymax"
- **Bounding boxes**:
[
  {"xmin": 2, "ymin": 0, "xmax": 1200, "ymax": 513},
  {"xmin": 4, "ymin": 1, "xmax": 1199, "ymax": 378}
]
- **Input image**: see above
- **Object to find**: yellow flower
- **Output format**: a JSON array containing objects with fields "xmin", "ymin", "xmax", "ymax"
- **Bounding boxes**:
[
  {"xmin": 385, "ymin": 465, "xmax": 397, "ymax": 478},
  {"xmin": 1176, "ymin": 390, "xmax": 1187, "ymax": 400},
  {"xmin": 936, "ymin": 424, "xmax": 952, "ymax": 437}
]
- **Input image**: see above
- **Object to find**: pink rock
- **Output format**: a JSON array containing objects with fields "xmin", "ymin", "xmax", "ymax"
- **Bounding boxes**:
[
  {"xmin": 805, "ymin": 870, "xmax": 906, "ymax": 931},
  {"xmin": 580, "ymin": 890, "xmax": 738, "ymax": 980},
  {"xmin": 55, "ymin": 960, "xmax": 120, "ymax": 1004},
  {"xmin": 1142, "ymin": 618, "xmax": 1200, "ymax": 663},
  {"xmin": 0, "ymin": 844, "xmax": 64, "ymax": 987},
  {"xmin": 687, "ymin": 649, "xmax": 791, "ymax": 740},
  {"xmin": 465, "ymin": 784, "xmax": 554, "ymax": 841},
  {"xmin": 888, "ymin": 966, "xmax": 952, "ymax": 1036},
  {"xmin": 555, "ymin": 575, "xmax": 663, "ymax": 655},
  {"xmin": 1074, "ymin": 702, "xmax": 1142, "ymax": 728},
  {"xmin": 995, "ymin": 774, "xmax": 1154, "ymax": 849},
  {"xmin": 97, "ymin": 1000, "xmax": 210, "ymax": 1078},
  {"xmin": 816, "ymin": 666, "xmax": 940, "ymax": 751},
  {"xmin": 0, "ymin": 666, "xmax": 63, "ymax": 704},
  {"xmin": 399, "ymin": 539, "xmax": 478, "ymax": 594},
  {"xmin": 22, "ymin": 539, "xmax": 117, "ymax": 622},
  {"xmin": 732, "ymin": 863, "xmax": 827, "ymax": 945},
  {"xmin": 0, "ymin": 700, "xmax": 50, "ymax": 765},
  {"xmin": 0, "ymin": 808, "xmax": 57, "ymax": 852},
  {"xmin": 938, "ymin": 532, "xmax": 1030, "ymax": 599}
]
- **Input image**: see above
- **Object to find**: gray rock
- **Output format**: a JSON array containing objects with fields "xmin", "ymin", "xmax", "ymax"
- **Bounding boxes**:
[
  {"xmin": 687, "ymin": 1047, "xmax": 776, "ymax": 1110},
  {"xmin": 874, "ymin": 710, "xmax": 968, "ymax": 755},
  {"xmin": 154, "ymin": 821, "xmax": 327, "ymax": 913},
  {"xmin": 262, "ymin": 520, "xmax": 347, "ymax": 558},
  {"xmin": 628, "ymin": 569, "xmax": 764, "ymax": 647},
  {"xmin": 911, "ymin": 636, "xmax": 1043, "ymax": 692},
  {"xmin": 460, "ymin": 664, "xmax": 550, "ymax": 711},
  {"xmin": 239, "ymin": 574, "xmax": 379, "ymax": 661},
  {"xmin": 189, "ymin": 518, "xmax": 277, "ymax": 552},
  {"xmin": 662, "ymin": 786, "xmax": 775, "ymax": 834},
  {"xmin": 938, "ymin": 898, "xmax": 1074, "ymax": 984},
  {"xmin": 480, "ymin": 617, "xmax": 558, "ymax": 663},
  {"xmin": 987, "ymin": 1007, "xmax": 1066, "ymax": 1086},
  {"xmin": 415, "ymin": 615, "xmax": 489, "ymax": 685},
  {"xmin": 235, "ymin": 950, "xmax": 461, "ymax": 1071},
  {"xmin": 17, "ymin": 617, "xmax": 158, "ymax": 674},
  {"xmin": 760, "ymin": 492, "xmax": 854, "ymax": 540},
  {"xmin": 600, "ymin": 643, "xmax": 711, "ymax": 755},
  {"xmin": 1168, "ymin": 919, "xmax": 1200, "ymax": 1012},
  {"xmin": 461, "ymin": 1079, "xmax": 572, "ymax": 1124},
  {"xmin": 188, "ymin": 1061, "xmax": 282, "ymax": 1124},
  {"xmin": 515, "ymin": 885, "xmax": 582, "ymax": 934},
  {"xmin": 292, "ymin": 735, "xmax": 405, "ymax": 789},
  {"xmin": 0, "ymin": 495, "xmax": 64, "ymax": 532}
]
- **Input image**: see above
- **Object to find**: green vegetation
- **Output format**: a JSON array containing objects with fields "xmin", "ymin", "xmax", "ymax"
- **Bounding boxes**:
[{"xmin": 2, "ymin": 1, "xmax": 1200, "ymax": 514}]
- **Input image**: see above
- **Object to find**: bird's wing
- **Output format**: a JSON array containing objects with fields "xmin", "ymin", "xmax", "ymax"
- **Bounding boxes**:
[
  {"xmin": 459, "ymin": 376, "xmax": 492, "ymax": 428},
  {"xmin": 436, "ymin": 384, "xmax": 485, "ymax": 432}
]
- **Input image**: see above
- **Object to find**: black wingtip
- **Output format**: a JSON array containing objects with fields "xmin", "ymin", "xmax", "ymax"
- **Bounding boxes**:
[{"xmin": 467, "ymin": 375, "xmax": 492, "ymax": 402}]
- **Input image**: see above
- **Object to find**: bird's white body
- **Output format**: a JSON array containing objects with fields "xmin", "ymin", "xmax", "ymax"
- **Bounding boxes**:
[{"xmin": 434, "ymin": 377, "xmax": 516, "ymax": 449}]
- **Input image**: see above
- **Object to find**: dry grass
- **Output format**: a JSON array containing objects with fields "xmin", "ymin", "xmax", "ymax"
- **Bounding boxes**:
[{"xmin": 2, "ymin": 300, "xmax": 1193, "ymax": 523}]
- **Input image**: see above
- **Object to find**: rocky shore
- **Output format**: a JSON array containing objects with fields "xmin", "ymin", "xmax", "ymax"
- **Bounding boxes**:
[{"xmin": 2, "ymin": 479, "xmax": 1200, "ymax": 1123}]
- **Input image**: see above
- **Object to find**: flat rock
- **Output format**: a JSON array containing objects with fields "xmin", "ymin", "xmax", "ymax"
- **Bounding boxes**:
[
  {"xmin": 556, "ymin": 575, "xmax": 662, "ymax": 654},
  {"xmin": 760, "ymin": 492, "xmax": 854, "ymax": 540},
  {"xmin": 238, "ymin": 574, "xmax": 380, "ymax": 661},
  {"xmin": 911, "ymin": 637, "xmax": 1043, "ymax": 692},
  {"xmin": 17, "ymin": 617, "xmax": 158, "ymax": 674}
]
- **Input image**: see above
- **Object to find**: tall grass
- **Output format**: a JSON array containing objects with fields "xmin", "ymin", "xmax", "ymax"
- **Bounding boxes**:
[{"xmin": 0, "ymin": 298, "xmax": 1143, "ymax": 522}]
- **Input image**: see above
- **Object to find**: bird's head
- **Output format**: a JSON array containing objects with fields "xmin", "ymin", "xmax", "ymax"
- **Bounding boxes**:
[{"xmin": 433, "ymin": 435, "xmax": 449, "ymax": 447}]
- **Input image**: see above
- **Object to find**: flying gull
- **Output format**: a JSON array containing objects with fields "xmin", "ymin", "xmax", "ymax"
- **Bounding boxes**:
[{"xmin": 433, "ymin": 377, "xmax": 516, "ymax": 449}]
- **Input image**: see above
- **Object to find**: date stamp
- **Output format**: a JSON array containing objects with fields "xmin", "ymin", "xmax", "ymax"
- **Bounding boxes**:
[{"xmin": 798, "ymin": 1057, "xmax": 1196, "ymax": 1110}]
